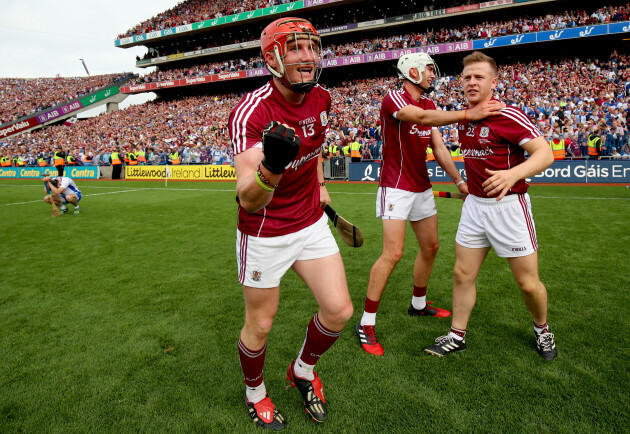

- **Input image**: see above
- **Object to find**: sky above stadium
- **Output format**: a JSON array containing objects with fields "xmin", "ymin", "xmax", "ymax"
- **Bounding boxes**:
[
  {"xmin": 0, "ymin": 0, "xmax": 178, "ymax": 112},
  {"xmin": 0, "ymin": 0, "xmax": 178, "ymax": 78}
]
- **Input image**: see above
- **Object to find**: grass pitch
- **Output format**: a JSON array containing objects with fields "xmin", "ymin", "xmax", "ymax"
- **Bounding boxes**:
[{"xmin": 0, "ymin": 179, "xmax": 629, "ymax": 432}]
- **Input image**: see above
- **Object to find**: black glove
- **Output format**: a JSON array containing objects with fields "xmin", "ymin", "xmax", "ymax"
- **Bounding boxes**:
[{"xmin": 261, "ymin": 121, "xmax": 301, "ymax": 174}]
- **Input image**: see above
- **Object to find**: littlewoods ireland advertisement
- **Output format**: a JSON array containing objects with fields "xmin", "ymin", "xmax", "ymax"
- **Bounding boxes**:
[{"xmin": 125, "ymin": 165, "xmax": 236, "ymax": 180}]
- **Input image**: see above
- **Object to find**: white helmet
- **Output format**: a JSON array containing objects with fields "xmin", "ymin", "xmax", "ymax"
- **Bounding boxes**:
[{"xmin": 396, "ymin": 52, "xmax": 439, "ymax": 89}]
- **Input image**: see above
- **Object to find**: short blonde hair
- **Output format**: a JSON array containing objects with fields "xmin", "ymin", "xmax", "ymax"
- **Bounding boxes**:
[{"xmin": 463, "ymin": 51, "xmax": 498, "ymax": 75}]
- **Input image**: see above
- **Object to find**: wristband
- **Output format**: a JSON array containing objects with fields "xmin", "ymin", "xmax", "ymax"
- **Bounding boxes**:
[
  {"xmin": 457, "ymin": 110, "xmax": 467, "ymax": 122},
  {"xmin": 255, "ymin": 171, "xmax": 274, "ymax": 192},
  {"xmin": 456, "ymin": 180, "xmax": 465, "ymax": 186},
  {"xmin": 256, "ymin": 164, "xmax": 278, "ymax": 189},
  {"xmin": 319, "ymin": 181, "xmax": 326, "ymax": 186}
]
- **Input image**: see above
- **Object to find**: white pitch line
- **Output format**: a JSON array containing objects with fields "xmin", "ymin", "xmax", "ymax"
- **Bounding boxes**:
[
  {"xmin": 0, "ymin": 189, "xmax": 139, "ymax": 207},
  {"xmin": 1, "ymin": 183, "xmax": 629, "ymax": 200}
]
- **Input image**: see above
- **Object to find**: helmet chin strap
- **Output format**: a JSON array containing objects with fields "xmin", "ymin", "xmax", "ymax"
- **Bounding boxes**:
[
  {"xmin": 394, "ymin": 65, "xmax": 434, "ymax": 94},
  {"xmin": 268, "ymin": 46, "xmax": 317, "ymax": 93},
  {"xmin": 412, "ymin": 81, "xmax": 434, "ymax": 94}
]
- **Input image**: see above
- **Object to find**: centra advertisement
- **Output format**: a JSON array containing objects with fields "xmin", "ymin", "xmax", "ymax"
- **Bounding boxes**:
[
  {"xmin": 0, "ymin": 167, "xmax": 99, "ymax": 179},
  {"xmin": 125, "ymin": 165, "xmax": 236, "ymax": 181}
]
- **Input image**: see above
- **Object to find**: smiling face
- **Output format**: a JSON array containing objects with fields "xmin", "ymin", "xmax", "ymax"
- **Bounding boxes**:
[
  {"xmin": 461, "ymin": 61, "xmax": 497, "ymax": 107},
  {"xmin": 283, "ymin": 36, "xmax": 320, "ymax": 85},
  {"xmin": 418, "ymin": 64, "xmax": 436, "ymax": 89}
]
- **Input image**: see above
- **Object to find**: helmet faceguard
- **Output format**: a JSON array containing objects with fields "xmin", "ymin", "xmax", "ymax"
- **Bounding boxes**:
[
  {"xmin": 260, "ymin": 17, "xmax": 322, "ymax": 93},
  {"xmin": 395, "ymin": 52, "xmax": 440, "ymax": 94}
]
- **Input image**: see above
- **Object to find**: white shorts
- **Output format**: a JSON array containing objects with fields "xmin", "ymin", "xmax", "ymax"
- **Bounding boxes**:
[
  {"xmin": 236, "ymin": 213, "xmax": 339, "ymax": 288},
  {"xmin": 59, "ymin": 191, "xmax": 81, "ymax": 204},
  {"xmin": 455, "ymin": 193, "xmax": 538, "ymax": 258},
  {"xmin": 376, "ymin": 187, "xmax": 437, "ymax": 221}
]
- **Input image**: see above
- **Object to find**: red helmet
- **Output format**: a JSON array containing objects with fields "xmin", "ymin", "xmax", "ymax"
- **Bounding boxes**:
[{"xmin": 260, "ymin": 17, "xmax": 322, "ymax": 93}]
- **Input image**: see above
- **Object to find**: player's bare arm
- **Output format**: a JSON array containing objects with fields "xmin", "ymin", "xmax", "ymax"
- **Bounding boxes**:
[
  {"xmin": 317, "ymin": 148, "xmax": 331, "ymax": 208},
  {"xmin": 42, "ymin": 176, "xmax": 64, "ymax": 195},
  {"xmin": 483, "ymin": 136, "xmax": 554, "ymax": 201},
  {"xmin": 396, "ymin": 99, "xmax": 504, "ymax": 127},
  {"xmin": 235, "ymin": 148, "xmax": 277, "ymax": 213},
  {"xmin": 430, "ymin": 129, "xmax": 468, "ymax": 194}
]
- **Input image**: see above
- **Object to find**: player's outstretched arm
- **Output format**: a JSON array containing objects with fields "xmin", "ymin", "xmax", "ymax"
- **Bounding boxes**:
[
  {"xmin": 396, "ymin": 100, "xmax": 504, "ymax": 127},
  {"xmin": 483, "ymin": 136, "xmax": 553, "ymax": 201}
]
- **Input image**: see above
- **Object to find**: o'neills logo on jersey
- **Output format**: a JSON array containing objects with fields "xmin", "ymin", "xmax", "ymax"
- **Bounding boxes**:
[
  {"xmin": 410, "ymin": 124, "xmax": 431, "ymax": 137},
  {"xmin": 320, "ymin": 111, "xmax": 328, "ymax": 126},
  {"xmin": 299, "ymin": 117, "xmax": 316, "ymax": 126},
  {"xmin": 462, "ymin": 148, "xmax": 494, "ymax": 157}
]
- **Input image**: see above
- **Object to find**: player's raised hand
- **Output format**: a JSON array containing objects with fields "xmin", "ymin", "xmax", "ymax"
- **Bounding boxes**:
[
  {"xmin": 467, "ymin": 100, "xmax": 505, "ymax": 121},
  {"xmin": 261, "ymin": 121, "xmax": 301, "ymax": 174}
]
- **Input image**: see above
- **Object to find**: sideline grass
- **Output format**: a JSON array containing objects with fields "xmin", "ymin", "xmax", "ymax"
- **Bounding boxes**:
[{"xmin": 0, "ymin": 179, "xmax": 629, "ymax": 432}]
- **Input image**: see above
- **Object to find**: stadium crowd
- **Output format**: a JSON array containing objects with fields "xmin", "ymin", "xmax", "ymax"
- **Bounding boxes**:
[
  {"xmin": 0, "ymin": 95, "xmax": 237, "ymax": 167},
  {"xmin": 118, "ymin": 0, "xmax": 295, "ymax": 39},
  {"xmin": 119, "ymin": 0, "xmax": 582, "ymax": 41},
  {"xmin": 0, "ymin": 74, "xmax": 129, "ymax": 125},
  {"xmin": 1, "ymin": 53, "xmax": 629, "ymax": 167},
  {"xmin": 132, "ymin": 3, "xmax": 630, "ymax": 84}
]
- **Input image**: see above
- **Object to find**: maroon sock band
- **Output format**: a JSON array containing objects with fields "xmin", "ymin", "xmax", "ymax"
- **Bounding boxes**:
[
  {"xmin": 364, "ymin": 297, "xmax": 380, "ymax": 314},
  {"xmin": 413, "ymin": 285, "xmax": 427, "ymax": 297},
  {"xmin": 238, "ymin": 338, "xmax": 266, "ymax": 388},
  {"xmin": 534, "ymin": 320, "xmax": 548, "ymax": 329},
  {"xmin": 298, "ymin": 313, "xmax": 341, "ymax": 366},
  {"xmin": 450, "ymin": 327, "xmax": 466, "ymax": 339}
]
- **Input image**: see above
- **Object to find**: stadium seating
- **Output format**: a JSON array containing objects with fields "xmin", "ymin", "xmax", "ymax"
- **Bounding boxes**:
[{"xmin": 1, "ymin": 1, "xmax": 628, "ymax": 164}]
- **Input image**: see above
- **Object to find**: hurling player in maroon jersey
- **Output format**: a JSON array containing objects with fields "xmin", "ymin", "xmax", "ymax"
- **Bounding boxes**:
[
  {"xmin": 229, "ymin": 18, "xmax": 353, "ymax": 430},
  {"xmin": 424, "ymin": 51, "xmax": 557, "ymax": 361},
  {"xmin": 356, "ymin": 52, "xmax": 504, "ymax": 356}
]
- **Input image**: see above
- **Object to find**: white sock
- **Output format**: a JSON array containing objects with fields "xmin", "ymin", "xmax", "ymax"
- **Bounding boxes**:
[
  {"xmin": 447, "ymin": 331, "xmax": 465, "ymax": 341},
  {"xmin": 411, "ymin": 296, "xmax": 426, "ymax": 310},
  {"xmin": 246, "ymin": 381, "xmax": 267, "ymax": 404},
  {"xmin": 360, "ymin": 311, "xmax": 376, "ymax": 327},
  {"xmin": 533, "ymin": 321, "xmax": 549, "ymax": 334},
  {"xmin": 60, "ymin": 204, "xmax": 67, "ymax": 210},
  {"xmin": 294, "ymin": 357, "xmax": 315, "ymax": 381}
]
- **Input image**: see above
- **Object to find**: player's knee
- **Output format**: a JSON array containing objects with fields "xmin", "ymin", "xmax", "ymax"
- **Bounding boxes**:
[
  {"xmin": 382, "ymin": 249, "xmax": 403, "ymax": 265},
  {"xmin": 248, "ymin": 318, "xmax": 274, "ymax": 338},
  {"xmin": 453, "ymin": 263, "xmax": 474, "ymax": 284},
  {"xmin": 422, "ymin": 240, "xmax": 440, "ymax": 258},
  {"xmin": 517, "ymin": 279, "xmax": 542, "ymax": 296},
  {"xmin": 44, "ymin": 196, "xmax": 50, "ymax": 203},
  {"xmin": 337, "ymin": 301, "xmax": 354, "ymax": 324},
  {"xmin": 321, "ymin": 302, "xmax": 353, "ymax": 329}
]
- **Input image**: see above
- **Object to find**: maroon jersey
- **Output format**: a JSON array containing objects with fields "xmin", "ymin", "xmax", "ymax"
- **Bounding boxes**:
[
  {"xmin": 229, "ymin": 80, "xmax": 330, "ymax": 237},
  {"xmin": 379, "ymin": 88, "xmax": 435, "ymax": 192},
  {"xmin": 457, "ymin": 104, "xmax": 542, "ymax": 198}
]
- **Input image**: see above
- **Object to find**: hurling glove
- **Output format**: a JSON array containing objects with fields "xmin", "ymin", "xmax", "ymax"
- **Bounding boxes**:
[{"xmin": 261, "ymin": 121, "xmax": 301, "ymax": 174}]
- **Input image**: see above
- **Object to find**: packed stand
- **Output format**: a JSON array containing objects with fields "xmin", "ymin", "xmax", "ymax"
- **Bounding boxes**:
[
  {"xmin": 120, "ymin": 0, "xmax": 477, "ymax": 42},
  {"xmin": 118, "ymin": 0, "xmax": 294, "ymax": 39},
  {"xmin": 135, "ymin": 3, "xmax": 630, "ymax": 86},
  {"xmin": 0, "ymin": 95, "xmax": 237, "ymax": 168},
  {"xmin": 0, "ymin": 74, "xmax": 130, "ymax": 125},
  {"xmin": 1, "ymin": 53, "xmax": 629, "ymax": 166}
]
